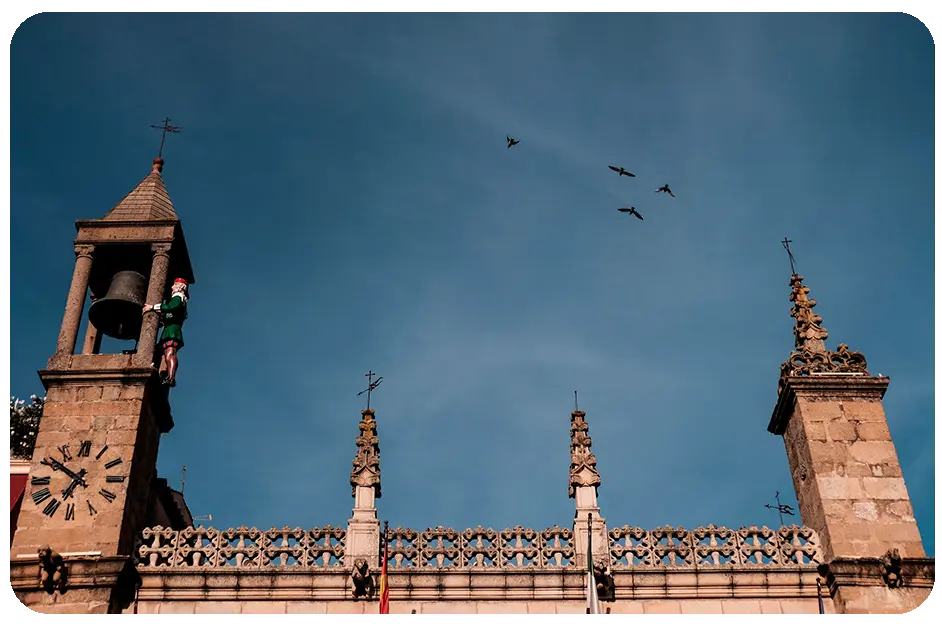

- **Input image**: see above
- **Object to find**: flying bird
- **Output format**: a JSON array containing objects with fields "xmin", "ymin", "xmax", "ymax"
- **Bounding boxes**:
[
  {"xmin": 618, "ymin": 207, "xmax": 643, "ymax": 220},
  {"xmin": 608, "ymin": 165, "xmax": 635, "ymax": 177},
  {"xmin": 655, "ymin": 184, "xmax": 675, "ymax": 197},
  {"xmin": 506, "ymin": 136, "xmax": 520, "ymax": 148}
]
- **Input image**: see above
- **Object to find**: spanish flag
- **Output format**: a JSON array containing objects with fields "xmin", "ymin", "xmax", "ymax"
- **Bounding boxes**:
[{"xmin": 379, "ymin": 523, "xmax": 390, "ymax": 614}]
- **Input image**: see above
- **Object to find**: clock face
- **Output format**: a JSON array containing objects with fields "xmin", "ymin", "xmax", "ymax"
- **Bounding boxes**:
[{"xmin": 29, "ymin": 441, "xmax": 128, "ymax": 520}]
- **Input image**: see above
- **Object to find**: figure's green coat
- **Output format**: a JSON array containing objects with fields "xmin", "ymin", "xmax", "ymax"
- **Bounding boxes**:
[{"xmin": 157, "ymin": 294, "xmax": 187, "ymax": 347}]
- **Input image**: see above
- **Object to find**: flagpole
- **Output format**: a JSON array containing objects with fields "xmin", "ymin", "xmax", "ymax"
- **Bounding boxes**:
[
  {"xmin": 588, "ymin": 513, "xmax": 591, "ymax": 614},
  {"xmin": 586, "ymin": 512, "xmax": 598, "ymax": 615},
  {"xmin": 379, "ymin": 520, "xmax": 390, "ymax": 614}
]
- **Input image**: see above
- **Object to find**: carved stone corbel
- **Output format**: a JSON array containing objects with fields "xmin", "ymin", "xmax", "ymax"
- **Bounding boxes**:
[
  {"xmin": 38, "ymin": 546, "xmax": 68, "ymax": 594},
  {"xmin": 879, "ymin": 548, "xmax": 904, "ymax": 588},
  {"xmin": 350, "ymin": 558, "xmax": 376, "ymax": 600}
]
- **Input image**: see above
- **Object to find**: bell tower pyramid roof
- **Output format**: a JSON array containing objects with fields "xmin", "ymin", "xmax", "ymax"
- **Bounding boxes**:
[{"xmin": 100, "ymin": 157, "xmax": 177, "ymax": 222}]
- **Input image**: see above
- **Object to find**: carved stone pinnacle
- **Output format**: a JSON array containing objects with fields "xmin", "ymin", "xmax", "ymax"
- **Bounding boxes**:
[
  {"xmin": 351, "ymin": 410, "xmax": 382, "ymax": 498},
  {"xmin": 788, "ymin": 274, "xmax": 828, "ymax": 353},
  {"xmin": 569, "ymin": 411, "xmax": 600, "ymax": 498}
]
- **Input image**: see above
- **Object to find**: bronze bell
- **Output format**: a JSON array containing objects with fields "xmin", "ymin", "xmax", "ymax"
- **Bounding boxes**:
[{"xmin": 88, "ymin": 271, "xmax": 147, "ymax": 340}]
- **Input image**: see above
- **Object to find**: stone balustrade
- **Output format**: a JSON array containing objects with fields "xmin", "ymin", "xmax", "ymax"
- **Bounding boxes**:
[
  {"xmin": 609, "ymin": 525, "xmax": 820, "ymax": 568},
  {"xmin": 137, "ymin": 526, "xmax": 345, "ymax": 569},
  {"xmin": 137, "ymin": 524, "xmax": 819, "ymax": 571}
]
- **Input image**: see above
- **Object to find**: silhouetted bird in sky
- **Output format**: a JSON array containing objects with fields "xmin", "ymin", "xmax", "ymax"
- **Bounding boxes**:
[
  {"xmin": 655, "ymin": 184, "xmax": 675, "ymax": 197},
  {"xmin": 608, "ymin": 165, "xmax": 635, "ymax": 177},
  {"xmin": 506, "ymin": 136, "xmax": 520, "ymax": 148},
  {"xmin": 618, "ymin": 207, "xmax": 643, "ymax": 220}
]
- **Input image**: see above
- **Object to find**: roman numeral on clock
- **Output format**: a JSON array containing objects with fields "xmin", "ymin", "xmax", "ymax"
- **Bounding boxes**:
[
  {"xmin": 43, "ymin": 498, "xmax": 61, "ymax": 517},
  {"xmin": 104, "ymin": 457, "xmax": 123, "ymax": 469},
  {"xmin": 65, "ymin": 503, "xmax": 75, "ymax": 521},
  {"xmin": 31, "ymin": 488, "xmax": 52, "ymax": 504},
  {"xmin": 78, "ymin": 440, "xmax": 92, "ymax": 457},
  {"xmin": 31, "ymin": 476, "xmax": 50, "ymax": 485},
  {"xmin": 58, "ymin": 444, "xmax": 72, "ymax": 461},
  {"xmin": 99, "ymin": 488, "xmax": 117, "ymax": 503},
  {"xmin": 106, "ymin": 476, "xmax": 126, "ymax": 483},
  {"xmin": 95, "ymin": 445, "xmax": 109, "ymax": 460},
  {"xmin": 87, "ymin": 500, "xmax": 98, "ymax": 516}
]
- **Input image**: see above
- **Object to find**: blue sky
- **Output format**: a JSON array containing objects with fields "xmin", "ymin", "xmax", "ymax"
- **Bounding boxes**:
[{"xmin": 10, "ymin": 13, "xmax": 935, "ymax": 556}]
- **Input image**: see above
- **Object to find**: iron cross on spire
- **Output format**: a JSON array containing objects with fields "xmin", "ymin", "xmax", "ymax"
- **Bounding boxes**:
[
  {"xmin": 764, "ymin": 490, "xmax": 796, "ymax": 527},
  {"xmin": 150, "ymin": 117, "xmax": 183, "ymax": 159},
  {"xmin": 782, "ymin": 237, "xmax": 797, "ymax": 275},
  {"xmin": 358, "ymin": 371, "xmax": 383, "ymax": 409}
]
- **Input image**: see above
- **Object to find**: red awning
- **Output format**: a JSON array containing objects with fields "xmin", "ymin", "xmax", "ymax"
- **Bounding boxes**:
[{"xmin": 11, "ymin": 474, "xmax": 27, "ymax": 511}]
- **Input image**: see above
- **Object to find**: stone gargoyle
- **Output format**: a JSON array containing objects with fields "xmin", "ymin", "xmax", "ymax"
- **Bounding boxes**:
[
  {"xmin": 38, "ymin": 546, "xmax": 68, "ymax": 594},
  {"xmin": 879, "ymin": 548, "xmax": 904, "ymax": 588},
  {"xmin": 594, "ymin": 560, "xmax": 615, "ymax": 602},
  {"xmin": 351, "ymin": 558, "xmax": 376, "ymax": 600}
]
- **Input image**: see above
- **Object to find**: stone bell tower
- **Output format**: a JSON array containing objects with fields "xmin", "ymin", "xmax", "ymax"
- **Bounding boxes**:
[
  {"xmin": 10, "ymin": 156, "xmax": 195, "ymax": 614},
  {"xmin": 768, "ymin": 271, "xmax": 933, "ymax": 613}
]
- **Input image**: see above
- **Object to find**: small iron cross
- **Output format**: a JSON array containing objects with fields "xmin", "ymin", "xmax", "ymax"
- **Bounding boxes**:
[
  {"xmin": 764, "ymin": 490, "xmax": 795, "ymax": 527},
  {"xmin": 781, "ymin": 237, "xmax": 797, "ymax": 275},
  {"xmin": 150, "ymin": 117, "xmax": 183, "ymax": 158},
  {"xmin": 357, "ymin": 371, "xmax": 383, "ymax": 409}
]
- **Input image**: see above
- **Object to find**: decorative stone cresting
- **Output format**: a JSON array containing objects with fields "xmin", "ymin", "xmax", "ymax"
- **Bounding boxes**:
[
  {"xmin": 351, "ymin": 410, "xmax": 381, "ymax": 497},
  {"xmin": 779, "ymin": 343, "xmax": 869, "ymax": 381},
  {"xmin": 383, "ymin": 526, "xmax": 575, "ymax": 568},
  {"xmin": 136, "ymin": 524, "xmax": 822, "ymax": 571},
  {"xmin": 569, "ymin": 411, "xmax": 600, "ymax": 497},
  {"xmin": 609, "ymin": 525, "xmax": 820, "ymax": 567},
  {"xmin": 136, "ymin": 526, "xmax": 345, "ymax": 569}
]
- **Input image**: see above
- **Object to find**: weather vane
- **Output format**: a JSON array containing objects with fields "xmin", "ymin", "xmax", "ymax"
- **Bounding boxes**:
[
  {"xmin": 150, "ymin": 117, "xmax": 183, "ymax": 159},
  {"xmin": 357, "ymin": 371, "xmax": 383, "ymax": 409},
  {"xmin": 781, "ymin": 237, "xmax": 797, "ymax": 275},
  {"xmin": 764, "ymin": 490, "xmax": 795, "ymax": 527}
]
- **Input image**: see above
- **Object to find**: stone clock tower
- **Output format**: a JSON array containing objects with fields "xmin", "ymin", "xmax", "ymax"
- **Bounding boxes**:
[{"xmin": 10, "ymin": 157, "xmax": 195, "ymax": 614}]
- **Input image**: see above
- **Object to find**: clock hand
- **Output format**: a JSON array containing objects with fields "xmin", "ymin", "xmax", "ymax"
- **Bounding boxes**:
[
  {"xmin": 62, "ymin": 469, "xmax": 88, "ymax": 499},
  {"xmin": 62, "ymin": 478, "xmax": 80, "ymax": 500},
  {"xmin": 41, "ymin": 456, "xmax": 89, "ymax": 487}
]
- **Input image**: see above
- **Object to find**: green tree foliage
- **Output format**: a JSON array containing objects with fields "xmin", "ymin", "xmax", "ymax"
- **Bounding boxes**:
[{"xmin": 10, "ymin": 395, "xmax": 44, "ymax": 459}]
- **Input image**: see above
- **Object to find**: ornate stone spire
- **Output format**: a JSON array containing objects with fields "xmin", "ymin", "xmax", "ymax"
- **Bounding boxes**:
[
  {"xmin": 569, "ymin": 411, "xmax": 600, "ymax": 498},
  {"xmin": 350, "ymin": 410, "xmax": 382, "ymax": 498},
  {"xmin": 788, "ymin": 274, "xmax": 828, "ymax": 353},
  {"xmin": 779, "ymin": 274, "xmax": 868, "ymax": 393}
]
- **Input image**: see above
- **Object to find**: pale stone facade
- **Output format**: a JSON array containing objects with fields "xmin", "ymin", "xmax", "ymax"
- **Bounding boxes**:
[{"xmin": 8, "ymin": 160, "xmax": 935, "ymax": 614}]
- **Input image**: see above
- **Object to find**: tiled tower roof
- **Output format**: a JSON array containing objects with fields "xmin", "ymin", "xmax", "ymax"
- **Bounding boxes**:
[{"xmin": 100, "ymin": 157, "xmax": 177, "ymax": 221}]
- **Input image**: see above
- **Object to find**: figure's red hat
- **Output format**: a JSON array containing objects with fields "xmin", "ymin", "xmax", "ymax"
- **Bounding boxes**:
[{"xmin": 173, "ymin": 278, "xmax": 189, "ymax": 286}]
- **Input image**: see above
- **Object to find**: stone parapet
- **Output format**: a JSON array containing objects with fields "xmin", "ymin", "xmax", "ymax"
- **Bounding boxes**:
[
  {"xmin": 125, "ymin": 597, "xmax": 832, "ymax": 614},
  {"xmin": 133, "ymin": 565, "xmax": 823, "ymax": 601}
]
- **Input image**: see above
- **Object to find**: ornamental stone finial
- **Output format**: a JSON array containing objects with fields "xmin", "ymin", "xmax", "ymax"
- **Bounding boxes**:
[
  {"xmin": 350, "ymin": 410, "xmax": 382, "ymax": 498},
  {"xmin": 569, "ymin": 411, "xmax": 600, "ymax": 498}
]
